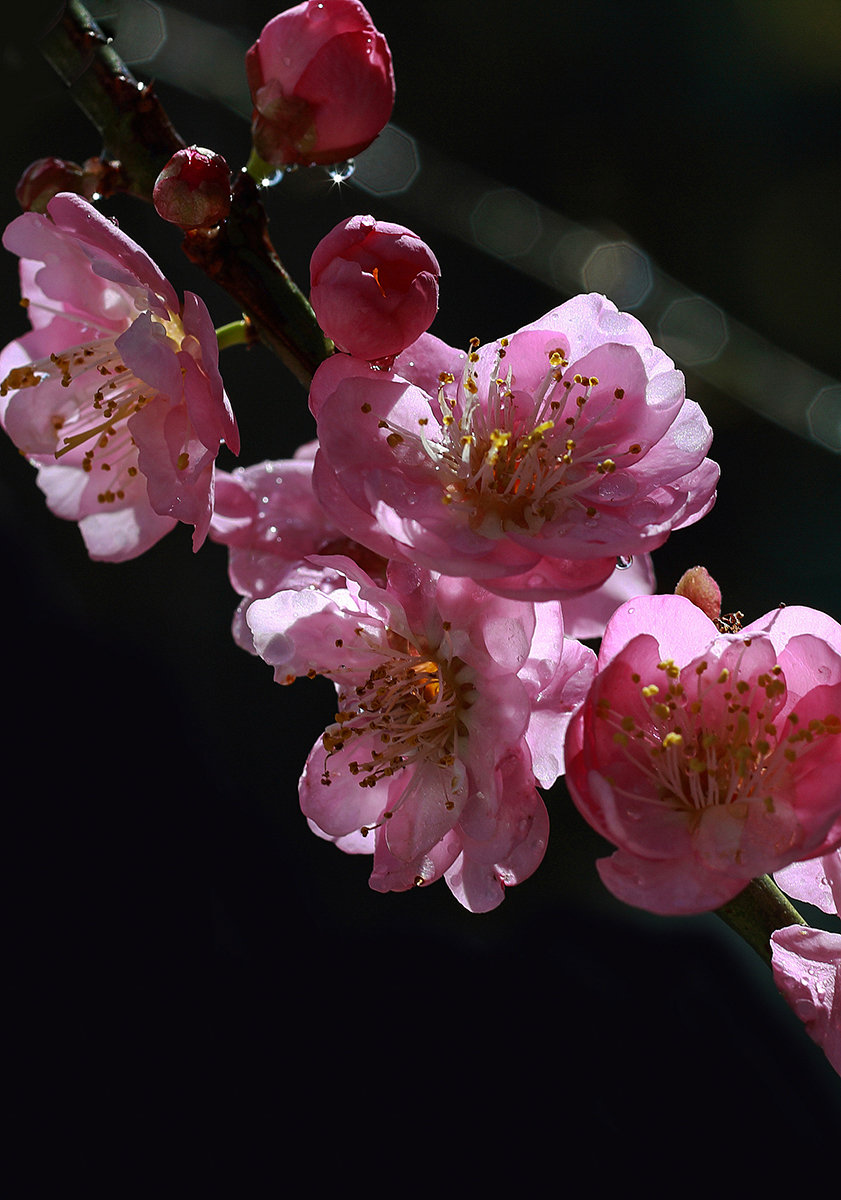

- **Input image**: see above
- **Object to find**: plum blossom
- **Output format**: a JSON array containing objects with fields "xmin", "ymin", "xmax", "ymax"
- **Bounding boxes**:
[
  {"xmin": 564, "ymin": 595, "xmax": 841, "ymax": 915},
  {"xmin": 246, "ymin": 559, "xmax": 596, "ymax": 911},
  {"xmin": 0, "ymin": 193, "xmax": 239, "ymax": 561},
  {"xmin": 246, "ymin": 0, "xmax": 394, "ymax": 170},
  {"xmin": 308, "ymin": 293, "xmax": 719, "ymax": 601},
  {"xmin": 771, "ymin": 850, "xmax": 841, "ymax": 1075},
  {"xmin": 209, "ymin": 440, "xmax": 388, "ymax": 651},
  {"xmin": 310, "ymin": 215, "xmax": 440, "ymax": 363}
]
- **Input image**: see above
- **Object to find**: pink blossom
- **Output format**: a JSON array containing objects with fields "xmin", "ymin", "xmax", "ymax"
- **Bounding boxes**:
[
  {"xmin": 246, "ymin": 559, "xmax": 596, "ymax": 910},
  {"xmin": 308, "ymin": 294, "xmax": 719, "ymax": 600},
  {"xmin": 771, "ymin": 850, "xmax": 841, "ymax": 1075},
  {"xmin": 246, "ymin": 0, "xmax": 395, "ymax": 169},
  {"xmin": 310, "ymin": 215, "xmax": 440, "ymax": 363},
  {"xmin": 0, "ymin": 193, "xmax": 239, "ymax": 561},
  {"xmin": 775, "ymin": 847, "xmax": 841, "ymax": 915},
  {"xmin": 209, "ymin": 440, "xmax": 388, "ymax": 651},
  {"xmin": 564, "ymin": 595, "xmax": 841, "ymax": 915}
]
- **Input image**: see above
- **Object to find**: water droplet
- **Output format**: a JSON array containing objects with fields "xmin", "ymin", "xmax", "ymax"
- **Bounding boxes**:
[
  {"xmin": 616, "ymin": 555, "xmax": 634, "ymax": 570},
  {"xmin": 325, "ymin": 159, "xmax": 356, "ymax": 184},
  {"xmin": 258, "ymin": 164, "xmax": 296, "ymax": 188}
]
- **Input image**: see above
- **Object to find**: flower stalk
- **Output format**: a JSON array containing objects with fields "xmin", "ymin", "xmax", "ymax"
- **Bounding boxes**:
[
  {"xmin": 715, "ymin": 875, "xmax": 808, "ymax": 966},
  {"xmin": 216, "ymin": 318, "xmax": 259, "ymax": 353}
]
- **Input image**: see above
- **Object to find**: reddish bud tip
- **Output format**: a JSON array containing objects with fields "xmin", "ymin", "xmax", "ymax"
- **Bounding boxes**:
[
  {"xmin": 152, "ymin": 147, "xmax": 232, "ymax": 231},
  {"xmin": 674, "ymin": 565, "xmax": 722, "ymax": 621},
  {"xmin": 15, "ymin": 157, "xmax": 97, "ymax": 213}
]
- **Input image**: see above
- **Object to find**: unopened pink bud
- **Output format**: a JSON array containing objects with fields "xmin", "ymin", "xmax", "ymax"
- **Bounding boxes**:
[
  {"xmin": 15, "ymin": 157, "xmax": 97, "ymax": 213},
  {"xmin": 310, "ymin": 214, "xmax": 441, "ymax": 362},
  {"xmin": 246, "ymin": 0, "xmax": 394, "ymax": 169},
  {"xmin": 674, "ymin": 565, "xmax": 722, "ymax": 621},
  {"xmin": 152, "ymin": 147, "xmax": 232, "ymax": 231}
]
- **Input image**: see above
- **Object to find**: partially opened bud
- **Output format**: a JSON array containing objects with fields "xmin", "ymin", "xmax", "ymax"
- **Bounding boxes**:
[
  {"xmin": 310, "ymin": 214, "xmax": 441, "ymax": 362},
  {"xmin": 153, "ymin": 147, "xmax": 232, "ymax": 231},
  {"xmin": 674, "ymin": 564, "xmax": 722, "ymax": 621},
  {"xmin": 246, "ymin": 0, "xmax": 394, "ymax": 170}
]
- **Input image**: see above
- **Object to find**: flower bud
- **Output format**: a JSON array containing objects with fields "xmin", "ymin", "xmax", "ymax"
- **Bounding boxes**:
[
  {"xmin": 15, "ymin": 157, "xmax": 97, "ymax": 213},
  {"xmin": 152, "ymin": 147, "xmax": 232, "ymax": 231},
  {"xmin": 674, "ymin": 565, "xmax": 722, "ymax": 621},
  {"xmin": 310, "ymin": 214, "xmax": 441, "ymax": 362},
  {"xmin": 245, "ymin": 1, "xmax": 395, "ymax": 169}
]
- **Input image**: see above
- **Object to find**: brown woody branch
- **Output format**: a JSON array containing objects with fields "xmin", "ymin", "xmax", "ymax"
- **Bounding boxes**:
[{"xmin": 39, "ymin": 0, "xmax": 331, "ymax": 386}]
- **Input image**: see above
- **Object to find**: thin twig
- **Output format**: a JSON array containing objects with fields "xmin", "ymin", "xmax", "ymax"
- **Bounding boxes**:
[{"xmin": 38, "ymin": 0, "xmax": 332, "ymax": 386}]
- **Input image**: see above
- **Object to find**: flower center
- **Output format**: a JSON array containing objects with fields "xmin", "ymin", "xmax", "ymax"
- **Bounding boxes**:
[
  {"xmin": 376, "ymin": 342, "xmax": 643, "ymax": 536},
  {"xmin": 600, "ymin": 650, "xmax": 841, "ymax": 817},
  {"xmin": 1, "ymin": 310, "xmax": 188, "ymax": 506},
  {"xmin": 320, "ymin": 633, "xmax": 474, "ymax": 808}
]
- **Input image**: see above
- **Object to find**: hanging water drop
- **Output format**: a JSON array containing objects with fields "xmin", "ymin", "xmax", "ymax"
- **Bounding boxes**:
[
  {"xmin": 616, "ymin": 555, "xmax": 634, "ymax": 570},
  {"xmin": 258, "ymin": 163, "xmax": 297, "ymax": 189},
  {"xmin": 325, "ymin": 159, "xmax": 356, "ymax": 184}
]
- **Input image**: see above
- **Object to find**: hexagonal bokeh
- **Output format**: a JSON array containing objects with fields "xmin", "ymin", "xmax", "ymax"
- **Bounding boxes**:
[
  {"xmin": 582, "ymin": 241, "xmax": 653, "ymax": 309},
  {"xmin": 351, "ymin": 125, "xmax": 421, "ymax": 197},
  {"xmin": 469, "ymin": 188, "xmax": 542, "ymax": 260},
  {"xmin": 657, "ymin": 295, "xmax": 729, "ymax": 366},
  {"xmin": 87, "ymin": 0, "xmax": 166, "ymax": 63},
  {"xmin": 807, "ymin": 385, "xmax": 841, "ymax": 452}
]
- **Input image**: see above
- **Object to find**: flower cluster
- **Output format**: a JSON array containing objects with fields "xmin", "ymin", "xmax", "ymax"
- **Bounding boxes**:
[
  {"xmin": 208, "ymin": 232, "xmax": 728, "ymax": 906},
  {"xmin": 6, "ymin": 1, "xmax": 841, "ymax": 973}
]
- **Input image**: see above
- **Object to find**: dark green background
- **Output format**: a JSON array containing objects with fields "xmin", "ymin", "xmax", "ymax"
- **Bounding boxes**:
[{"xmin": 2, "ymin": 0, "xmax": 840, "ymax": 1178}]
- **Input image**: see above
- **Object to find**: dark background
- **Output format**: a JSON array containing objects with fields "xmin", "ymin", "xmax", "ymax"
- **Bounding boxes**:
[{"xmin": 2, "ymin": 0, "xmax": 840, "ymax": 1180}]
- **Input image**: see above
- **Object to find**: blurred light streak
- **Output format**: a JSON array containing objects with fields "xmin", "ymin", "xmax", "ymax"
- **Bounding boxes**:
[
  {"xmin": 143, "ymin": 4, "xmax": 841, "ymax": 454},
  {"xmin": 85, "ymin": 0, "xmax": 166, "ymax": 62}
]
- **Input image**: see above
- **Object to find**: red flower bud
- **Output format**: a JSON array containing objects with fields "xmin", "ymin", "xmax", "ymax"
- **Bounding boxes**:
[
  {"xmin": 152, "ymin": 147, "xmax": 232, "ymax": 231},
  {"xmin": 246, "ymin": 1, "xmax": 394, "ymax": 169},
  {"xmin": 310, "ymin": 215, "xmax": 441, "ymax": 362},
  {"xmin": 15, "ymin": 157, "xmax": 97, "ymax": 213}
]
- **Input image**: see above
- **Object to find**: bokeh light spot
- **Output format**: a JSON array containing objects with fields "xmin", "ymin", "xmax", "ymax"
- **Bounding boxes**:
[
  {"xmin": 470, "ymin": 188, "xmax": 542, "ymax": 260},
  {"xmin": 807, "ymin": 385, "xmax": 841, "ymax": 451},
  {"xmin": 657, "ymin": 296, "xmax": 729, "ymax": 366},
  {"xmin": 351, "ymin": 126, "xmax": 421, "ymax": 197},
  {"xmin": 582, "ymin": 241, "xmax": 653, "ymax": 309},
  {"xmin": 87, "ymin": 0, "xmax": 166, "ymax": 63}
]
